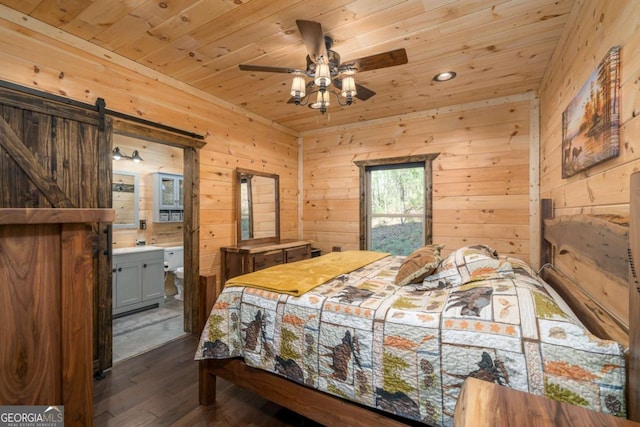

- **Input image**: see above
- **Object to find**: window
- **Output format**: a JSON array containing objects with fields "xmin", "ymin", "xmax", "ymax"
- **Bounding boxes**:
[
  {"xmin": 368, "ymin": 163, "xmax": 424, "ymax": 255},
  {"xmin": 355, "ymin": 154, "xmax": 438, "ymax": 256}
]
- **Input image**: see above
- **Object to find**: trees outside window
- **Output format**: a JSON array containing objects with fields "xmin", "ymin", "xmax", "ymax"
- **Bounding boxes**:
[
  {"xmin": 355, "ymin": 154, "xmax": 438, "ymax": 256},
  {"xmin": 368, "ymin": 163, "xmax": 424, "ymax": 255}
]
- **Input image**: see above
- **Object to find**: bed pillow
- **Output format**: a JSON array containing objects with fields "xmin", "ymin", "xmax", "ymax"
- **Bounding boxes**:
[
  {"xmin": 462, "ymin": 254, "xmax": 513, "ymax": 282},
  {"xmin": 395, "ymin": 244, "xmax": 444, "ymax": 286},
  {"xmin": 435, "ymin": 244, "xmax": 499, "ymax": 273},
  {"xmin": 419, "ymin": 244, "xmax": 512, "ymax": 289}
]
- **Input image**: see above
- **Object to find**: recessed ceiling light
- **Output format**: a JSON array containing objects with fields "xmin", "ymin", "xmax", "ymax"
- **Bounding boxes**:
[{"xmin": 433, "ymin": 71, "xmax": 457, "ymax": 82}]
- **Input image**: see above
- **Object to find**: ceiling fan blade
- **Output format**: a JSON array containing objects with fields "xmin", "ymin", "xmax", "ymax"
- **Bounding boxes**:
[
  {"xmin": 340, "ymin": 48, "xmax": 408, "ymax": 73},
  {"xmin": 239, "ymin": 64, "xmax": 303, "ymax": 74},
  {"xmin": 296, "ymin": 20, "xmax": 328, "ymax": 64},
  {"xmin": 333, "ymin": 79, "xmax": 376, "ymax": 101},
  {"xmin": 354, "ymin": 83, "xmax": 376, "ymax": 101}
]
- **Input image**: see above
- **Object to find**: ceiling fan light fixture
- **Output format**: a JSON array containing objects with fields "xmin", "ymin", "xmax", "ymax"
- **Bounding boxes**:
[
  {"xmin": 310, "ymin": 91, "xmax": 330, "ymax": 114},
  {"xmin": 341, "ymin": 75, "xmax": 357, "ymax": 101},
  {"xmin": 433, "ymin": 71, "xmax": 457, "ymax": 82},
  {"xmin": 290, "ymin": 75, "xmax": 306, "ymax": 104},
  {"xmin": 314, "ymin": 63, "xmax": 331, "ymax": 89},
  {"xmin": 239, "ymin": 21, "xmax": 408, "ymax": 115}
]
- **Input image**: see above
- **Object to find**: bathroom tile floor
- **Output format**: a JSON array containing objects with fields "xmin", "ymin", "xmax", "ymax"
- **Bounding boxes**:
[{"xmin": 112, "ymin": 297, "xmax": 187, "ymax": 364}]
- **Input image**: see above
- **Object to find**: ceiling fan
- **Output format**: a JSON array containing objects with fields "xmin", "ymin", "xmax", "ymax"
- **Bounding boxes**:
[{"xmin": 238, "ymin": 20, "xmax": 408, "ymax": 113}]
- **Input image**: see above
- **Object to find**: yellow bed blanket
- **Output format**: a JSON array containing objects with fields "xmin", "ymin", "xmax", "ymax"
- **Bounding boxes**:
[{"xmin": 225, "ymin": 250, "xmax": 389, "ymax": 296}]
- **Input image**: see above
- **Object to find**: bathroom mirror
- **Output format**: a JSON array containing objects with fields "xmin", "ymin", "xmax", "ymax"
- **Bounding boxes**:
[
  {"xmin": 236, "ymin": 168, "xmax": 279, "ymax": 244},
  {"xmin": 112, "ymin": 171, "xmax": 139, "ymax": 229}
]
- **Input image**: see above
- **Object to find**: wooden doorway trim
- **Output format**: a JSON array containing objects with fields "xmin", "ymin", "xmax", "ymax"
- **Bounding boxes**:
[{"xmin": 111, "ymin": 118, "xmax": 206, "ymax": 337}]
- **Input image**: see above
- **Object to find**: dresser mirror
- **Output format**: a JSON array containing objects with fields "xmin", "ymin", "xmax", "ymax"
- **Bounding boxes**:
[
  {"xmin": 236, "ymin": 168, "xmax": 280, "ymax": 244},
  {"xmin": 112, "ymin": 171, "xmax": 139, "ymax": 229}
]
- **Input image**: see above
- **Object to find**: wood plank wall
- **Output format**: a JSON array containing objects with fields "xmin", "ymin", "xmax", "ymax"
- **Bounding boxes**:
[
  {"xmin": 538, "ymin": 0, "xmax": 640, "ymax": 327},
  {"xmin": 301, "ymin": 97, "xmax": 532, "ymax": 263},
  {"xmin": 5, "ymin": 1, "xmax": 640, "ymax": 309},
  {"xmin": 0, "ymin": 16, "xmax": 299, "ymax": 285}
]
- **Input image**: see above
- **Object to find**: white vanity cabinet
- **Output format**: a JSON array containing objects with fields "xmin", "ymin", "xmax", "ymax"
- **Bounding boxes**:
[
  {"xmin": 112, "ymin": 247, "xmax": 165, "ymax": 316},
  {"xmin": 152, "ymin": 172, "xmax": 184, "ymax": 222}
]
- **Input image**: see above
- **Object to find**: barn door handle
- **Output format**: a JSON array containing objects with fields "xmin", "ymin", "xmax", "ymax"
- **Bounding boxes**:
[{"xmin": 103, "ymin": 226, "xmax": 111, "ymax": 257}]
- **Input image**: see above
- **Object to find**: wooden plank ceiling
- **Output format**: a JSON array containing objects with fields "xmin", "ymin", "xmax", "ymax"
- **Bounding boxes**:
[{"xmin": 0, "ymin": 0, "xmax": 575, "ymax": 133}]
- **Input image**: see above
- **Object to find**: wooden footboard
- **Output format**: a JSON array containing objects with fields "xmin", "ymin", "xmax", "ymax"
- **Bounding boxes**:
[
  {"xmin": 203, "ymin": 357, "xmax": 414, "ymax": 426},
  {"xmin": 198, "ymin": 274, "xmax": 218, "ymax": 405}
]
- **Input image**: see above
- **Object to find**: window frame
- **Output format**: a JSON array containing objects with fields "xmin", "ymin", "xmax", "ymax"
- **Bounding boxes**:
[{"xmin": 354, "ymin": 153, "xmax": 439, "ymax": 251}]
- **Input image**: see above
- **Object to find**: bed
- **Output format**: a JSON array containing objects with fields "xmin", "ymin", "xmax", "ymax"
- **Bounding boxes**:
[{"xmin": 196, "ymin": 174, "xmax": 640, "ymax": 426}]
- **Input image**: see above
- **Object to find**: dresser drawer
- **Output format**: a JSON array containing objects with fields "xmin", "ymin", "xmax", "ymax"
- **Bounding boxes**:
[
  {"xmin": 285, "ymin": 245, "xmax": 311, "ymax": 263},
  {"xmin": 253, "ymin": 249, "xmax": 284, "ymax": 271},
  {"xmin": 221, "ymin": 240, "xmax": 311, "ymax": 283}
]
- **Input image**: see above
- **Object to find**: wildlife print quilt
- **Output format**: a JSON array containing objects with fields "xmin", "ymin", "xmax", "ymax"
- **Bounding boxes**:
[{"xmin": 195, "ymin": 246, "xmax": 627, "ymax": 426}]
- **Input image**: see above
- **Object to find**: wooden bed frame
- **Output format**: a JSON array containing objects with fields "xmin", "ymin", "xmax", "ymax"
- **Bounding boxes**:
[{"xmin": 198, "ymin": 172, "xmax": 640, "ymax": 424}]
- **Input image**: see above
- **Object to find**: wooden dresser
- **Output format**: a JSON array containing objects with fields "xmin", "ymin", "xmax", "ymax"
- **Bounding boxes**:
[
  {"xmin": 0, "ymin": 208, "xmax": 113, "ymax": 427},
  {"xmin": 454, "ymin": 377, "xmax": 639, "ymax": 426},
  {"xmin": 220, "ymin": 240, "xmax": 311, "ymax": 284}
]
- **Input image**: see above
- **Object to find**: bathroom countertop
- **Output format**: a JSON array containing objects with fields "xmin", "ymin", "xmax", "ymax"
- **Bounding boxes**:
[
  {"xmin": 112, "ymin": 246, "xmax": 165, "ymax": 255},
  {"xmin": 147, "ymin": 242, "xmax": 183, "ymax": 250}
]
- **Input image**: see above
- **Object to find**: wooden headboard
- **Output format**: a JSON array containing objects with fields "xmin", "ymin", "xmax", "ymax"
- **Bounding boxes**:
[
  {"xmin": 629, "ymin": 171, "xmax": 640, "ymax": 421},
  {"xmin": 540, "ymin": 170, "xmax": 640, "ymax": 421},
  {"xmin": 540, "ymin": 202, "xmax": 629, "ymax": 346}
]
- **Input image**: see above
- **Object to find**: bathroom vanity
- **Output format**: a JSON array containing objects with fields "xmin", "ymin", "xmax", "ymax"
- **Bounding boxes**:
[{"xmin": 112, "ymin": 246, "xmax": 165, "ymax": 316}]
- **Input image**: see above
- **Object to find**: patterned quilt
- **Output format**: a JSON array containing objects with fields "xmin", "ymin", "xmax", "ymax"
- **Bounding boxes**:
[{"xmin": 195, "ymin": 246, "xmax": 627, "ymax": 426}]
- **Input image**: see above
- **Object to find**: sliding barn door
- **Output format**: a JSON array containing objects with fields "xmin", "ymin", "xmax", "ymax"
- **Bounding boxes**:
[{"xmin": 0, "ymin": 86, "xmax": 113, "ymax": 372}]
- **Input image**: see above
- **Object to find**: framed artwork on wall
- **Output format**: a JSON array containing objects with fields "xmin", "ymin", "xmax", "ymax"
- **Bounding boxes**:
[{"xmin": 561, "ymin": 46, "xmax": 620, "ymax": 178}]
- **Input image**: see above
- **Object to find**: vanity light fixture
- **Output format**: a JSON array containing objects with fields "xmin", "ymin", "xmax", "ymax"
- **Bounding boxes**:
[
  {"xmin": 112, "ymin": 147, "xmax": 143, "ymax": 163},
  {"xmin": 131, "ymin": 151, "xmax": 143, "ymax": 163},
  {"xmin": 433, "ymin": 71, "xmax": 457, "ymax": 82}
]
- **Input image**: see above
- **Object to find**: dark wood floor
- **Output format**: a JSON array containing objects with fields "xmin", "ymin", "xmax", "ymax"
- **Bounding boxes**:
[{"xmin": 93, "ymin": 334, "xmax": 323, "ymax": 426}]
